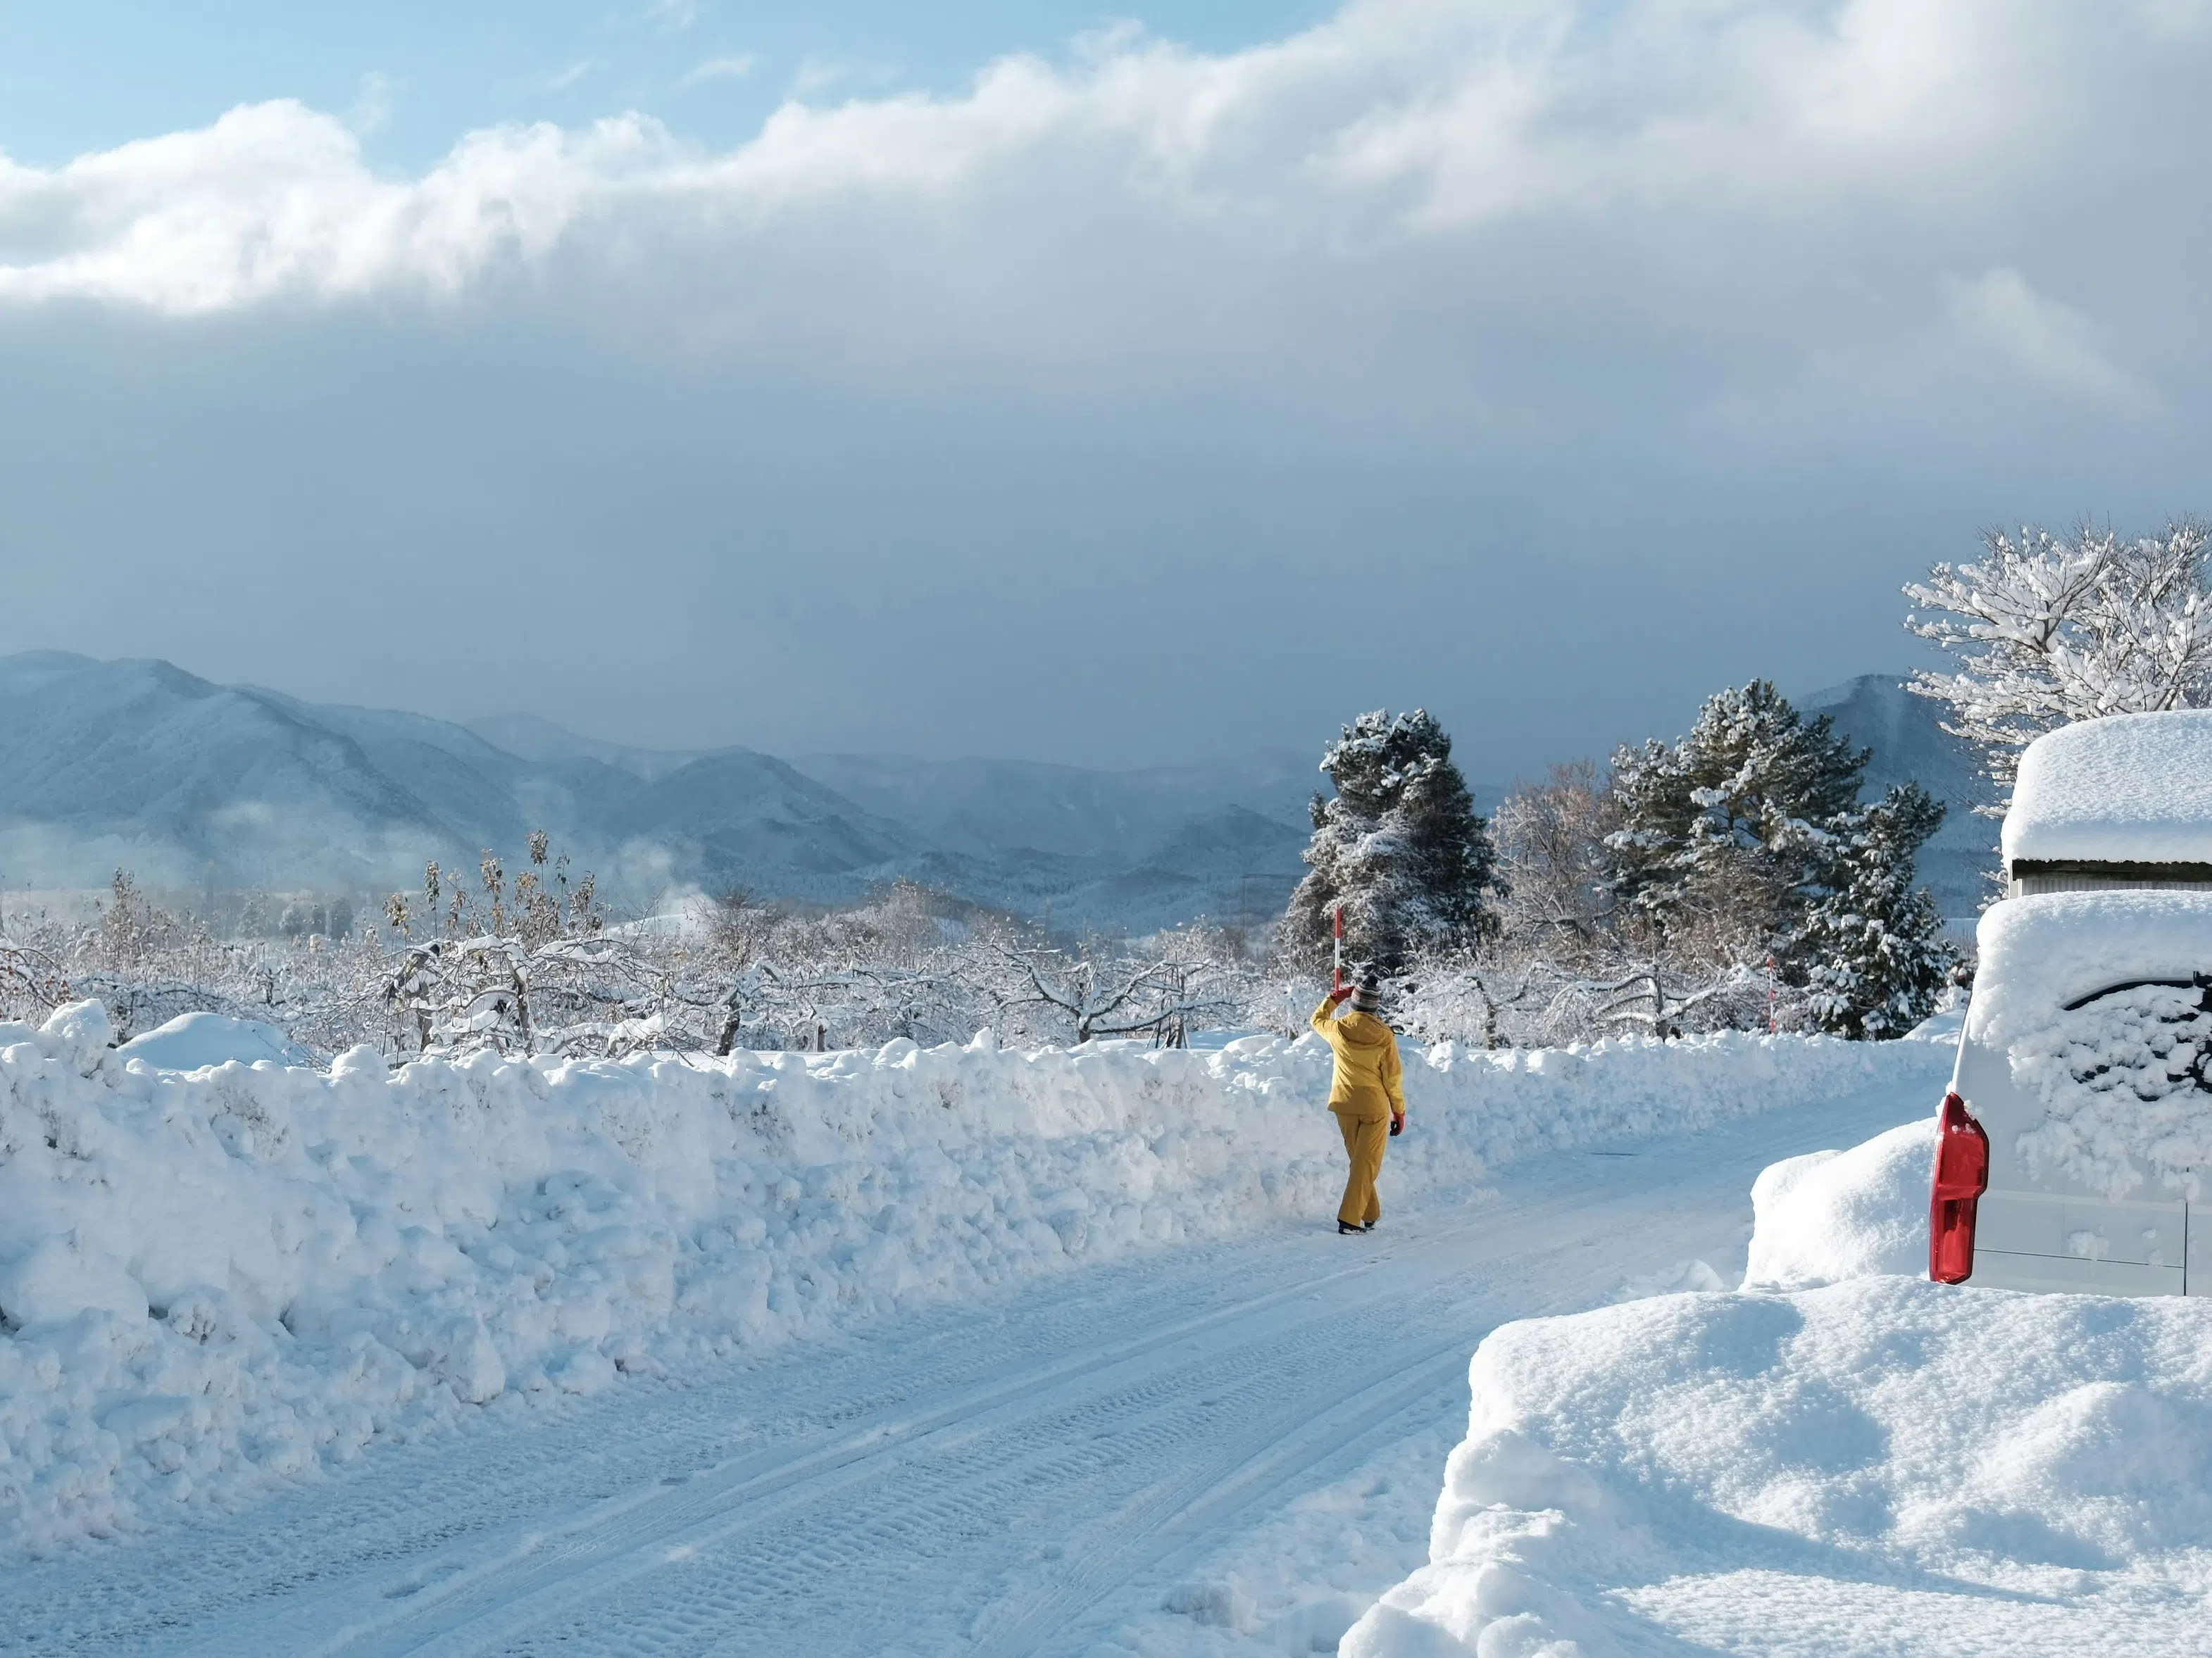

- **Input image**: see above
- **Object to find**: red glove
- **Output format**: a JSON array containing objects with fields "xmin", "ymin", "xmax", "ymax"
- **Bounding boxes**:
[{"xmin": 1329, "ymin": 986, "xmax": 1352, "ymax": 1005}]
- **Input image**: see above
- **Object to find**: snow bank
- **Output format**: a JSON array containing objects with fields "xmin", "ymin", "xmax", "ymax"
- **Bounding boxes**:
[
  {"xmin": 1742, "ymin": 1117, "xmax": 1932, "ymax": 1290},
  {"xmin": 2003, "ymin": 709, "xmax": 2212, "ymax": 867},
  {"xmin": 1349, "ymin": 1278, "xmax": 2212, "ymax": 1657},
  {"xmin": 1902, "ymin": 996, "xmax": 1966, "ymax": 1044},
  {"xmin": 115, "ymin": 1011, "xmax": 313, "ymax": 1070},
  {"xmin": 0, "ymin": 1003, "xmax": 1940, "ymax": 1554},
  {"xmin": 1351, "ymin": 1106, "xmax": 2212, "ymax": 1654}
]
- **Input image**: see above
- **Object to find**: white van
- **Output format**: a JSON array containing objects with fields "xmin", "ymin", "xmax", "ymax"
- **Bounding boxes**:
[{"xmin": 1934, "ymin": 710, "xmax": 2212, "ymax": 1295}]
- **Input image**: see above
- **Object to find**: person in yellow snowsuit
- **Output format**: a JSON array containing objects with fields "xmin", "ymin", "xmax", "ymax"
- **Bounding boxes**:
[{"xmin": 1311, "ymin": 972, "xmax": 1404, "ymax": 1234}]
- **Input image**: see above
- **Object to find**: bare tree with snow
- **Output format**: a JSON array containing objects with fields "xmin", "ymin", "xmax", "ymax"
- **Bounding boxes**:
[
  {"xmin": 1906, "ymin": 521, "xmax": 2212, "ymax": 797},
  {"xmin": 1492, "ymin": 760, "xmax": 1620, "ymax": 953}
]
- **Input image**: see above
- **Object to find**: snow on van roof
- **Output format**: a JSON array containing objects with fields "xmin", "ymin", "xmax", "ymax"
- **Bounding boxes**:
[
  {"xmin": 2002, "ymin": 710, "xmax": 2212, "ymax": 867},
  {"xmin": 1966, "ymin": 888, "xmax": 2212, "ymax": 1051}
]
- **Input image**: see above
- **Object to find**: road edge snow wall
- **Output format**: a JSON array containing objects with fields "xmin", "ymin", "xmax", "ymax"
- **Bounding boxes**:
[{"xmin": 0, "ymin": 1003, "xmax": 1943, "ymax": 1552}]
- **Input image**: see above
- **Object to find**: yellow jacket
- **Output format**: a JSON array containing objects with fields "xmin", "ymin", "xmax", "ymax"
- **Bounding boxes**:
[{"xmin": 1311, "ymin": 997, "xmax": 1405, "ymax": 1121}]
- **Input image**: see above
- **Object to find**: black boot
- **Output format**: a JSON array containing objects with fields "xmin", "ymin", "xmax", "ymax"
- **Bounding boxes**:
[
  {"xmin": 1363, "ymin": 1220, "xmax": 1377, "ymax": 1231},
  {"xmin": 1337, "ymin": 1219, "xmax": 1363, "ymax": 1236}
]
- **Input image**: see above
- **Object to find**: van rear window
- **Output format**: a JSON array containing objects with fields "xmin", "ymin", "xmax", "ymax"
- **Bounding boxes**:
[{"xmin": 2013, "ymin": 981, "xmax": 2212, "ymax": 1201}]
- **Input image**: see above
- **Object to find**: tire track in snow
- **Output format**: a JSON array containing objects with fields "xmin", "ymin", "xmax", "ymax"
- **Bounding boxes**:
[
  {"xmin": 13, "ymin": 1231, "xmax": 1421, "ymax": 1657},
  {"xmin": 286, "ymin": 1224, "xmax": 1506, "ymax": 1657},
  {"xmin": 254, "ymin": 1181, "xmax": 1728, "ymax": 1656},
  {"xmin": 960, "ymin": 1335, "xmax": 1473, "ymax": 1658}
]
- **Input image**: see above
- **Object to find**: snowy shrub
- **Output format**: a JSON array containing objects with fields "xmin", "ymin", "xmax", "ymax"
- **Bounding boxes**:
[
  {"xmin": 0, "ymin": 869, "xmax": 1269, "ymax": 1062},
  {"xmin": 1601, "ymin": 680, "xmax": 1952, "ymax": 1040},
  {"xmin": 1799, "ymin": 782, "xmax": 1956, "ymax": 1038},
  {"xmin": 1607, "ymin": 678, "xmax": 1868, "ymax": 937}
]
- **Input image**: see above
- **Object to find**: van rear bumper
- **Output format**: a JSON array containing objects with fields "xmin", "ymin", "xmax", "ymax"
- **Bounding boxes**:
[
  {"xmin": 1968, "ymin": 1188, "xmax": 2195, "ymax": 1296},
  {"xmin": 1968, "ymin": 1248, "xmax": 2186, "ymax": 1296}
]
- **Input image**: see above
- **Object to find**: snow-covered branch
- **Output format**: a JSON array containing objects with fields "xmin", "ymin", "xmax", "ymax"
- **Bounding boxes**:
[{"xmin": 1906, "ymin": 522, "xmax": 2212, "ymax": 796}]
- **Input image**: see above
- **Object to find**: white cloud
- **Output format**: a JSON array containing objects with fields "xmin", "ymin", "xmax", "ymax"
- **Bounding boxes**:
[
  {"xmin": 0, "ymin": 0, "xmax": 2195, "ymax": 432},
  {"xmin": 1947, "ymin": 268, "xmax": 2151, "ymax": 408},
  {"xmin": 0, "ymin": 6, "xmax": 1954, "ymax": 294},
  {"xmin": 785, "ymin": 56, "xmax": 899, "ymax": 101},
  {"xmin": 680, "ymin": 54, "xmax": 758, "ymax": 88},
  {"xmin": 544, "ymin": 59, "xmax": 594, "ymax": 92},
  {"xmin": 349, "ymin": 70, "xmax": 396, "ymax": 136},
  {"xmin": 0, "ymin": 101, "xmax": 650, "ymax": 312},
  {"xmin": 648, "ymin": 0, "xmax": 702, "ymax": 33}
]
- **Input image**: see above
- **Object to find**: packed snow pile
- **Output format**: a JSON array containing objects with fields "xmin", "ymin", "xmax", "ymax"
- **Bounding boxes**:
[
  {"xmin": 114, "ymin": 1011, "xmax": 313, "ymax": 1070},
  {"xmin": 2002, "ymin": 709, "xmax": 2212, "ymax": 867},
  {"xmin": 1346, "ymin": 1276, "xmax": 2212, "ymax": 1657},
  {"xmin": 1741, "ymin": 1116, "xmax": 1932, "ymax": 1290},
  {"xmin": 1901, "ymin": 996, "xmax": 1966, "ymax": 1043},
  {"xmin": 1349, "ymin": 1110, "xmax": 2212, "ymax": 1656},
  {"xmin": 0, "ymin": 1001, "xmax": 1940, "ymax": 1554}
]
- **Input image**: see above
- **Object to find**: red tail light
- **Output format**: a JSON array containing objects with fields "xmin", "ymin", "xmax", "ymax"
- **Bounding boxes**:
[{"xmin": 1929, "ymin": 1091, "xmax": 1989, "ymax": 1284}]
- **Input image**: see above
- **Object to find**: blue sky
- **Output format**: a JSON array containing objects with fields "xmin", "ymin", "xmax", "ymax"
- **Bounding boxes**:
[
  {"xmin": 0, "ymin": 3, "xmax": 1329, "ymax": 166},
  {"xmin": 0, "ymin": 3, "xmax": 2205, "ymax": 778}
]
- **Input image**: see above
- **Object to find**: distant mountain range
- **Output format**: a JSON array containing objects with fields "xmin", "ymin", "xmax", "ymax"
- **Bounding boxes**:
[
  {"xmin": 1798, "ymin": 672, "xmax": 1998, "ymax": 919},
  {"xmin": 0, "ymin": 653, "xmax": 1994, "ymax": 929},
  {"xmin": 0, "ymin": 653, "xmax": 1323, "ymax": 931}
]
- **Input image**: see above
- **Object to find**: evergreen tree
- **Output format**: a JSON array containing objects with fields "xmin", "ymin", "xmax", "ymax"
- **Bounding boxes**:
[
  {"xmin": 1282, "ymin": 709, "xmax": 1500, "ymax": 972},
  {"xmin": 1606, "ymin": 679, "xmax": 1867, "ymax": 942},
  {"xmin": 1608, "ymin": 680, "xmax": 1952, "ymax": 1037},
  {"xmin": 1800, "ymin": 784, "xmax": 1956, "ymax": 1038}
]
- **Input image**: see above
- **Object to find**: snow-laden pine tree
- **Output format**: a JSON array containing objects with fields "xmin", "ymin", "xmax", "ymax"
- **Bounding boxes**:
[
  {"xmin": 1905, "ymin": 522, "xmax": 2212, "ymax": 796},
  {"xmin": 1282, "ymin": 709, "xmax": 1500, "ymax": 972},
  {"xmin": 1799, "ymin": 783, "xmax": 1956, "ymax": 1039},
  {"xmin": 1606, "ymin": 681, "xmax": 1950, "ymax": 1036},
  {"xmin": 1606, "ymin": 680, "xmax": 1866, "ymax": 944}
]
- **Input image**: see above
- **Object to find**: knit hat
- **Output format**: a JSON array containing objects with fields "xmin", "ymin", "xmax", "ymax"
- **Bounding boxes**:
[{"xmin": 1349, "ymin": 973, "xmax": 1383, "ymax": 1012}]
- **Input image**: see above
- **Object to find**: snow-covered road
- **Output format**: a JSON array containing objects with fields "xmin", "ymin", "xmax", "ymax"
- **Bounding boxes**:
[{"xmin": 8, "ymin": 1073, "xmax": 1925, "ymax": 1657}]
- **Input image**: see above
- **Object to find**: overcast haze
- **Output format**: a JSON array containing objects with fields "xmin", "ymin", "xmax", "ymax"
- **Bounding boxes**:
[{"xmin": 0, "ymin": 0, "xmax": 2206, "ymax": 777}]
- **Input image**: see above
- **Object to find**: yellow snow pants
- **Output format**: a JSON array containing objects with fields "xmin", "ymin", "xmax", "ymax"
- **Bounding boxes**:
[{"xmin": 1335, "ymin": 1110, "xmax": 1388, "ymax": 1227}]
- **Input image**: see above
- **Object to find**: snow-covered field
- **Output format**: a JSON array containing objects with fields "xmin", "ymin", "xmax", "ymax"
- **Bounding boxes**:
[{"xmin": 0, "ymin": 1000, "xmax": 1908, "ymax": 1557}]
